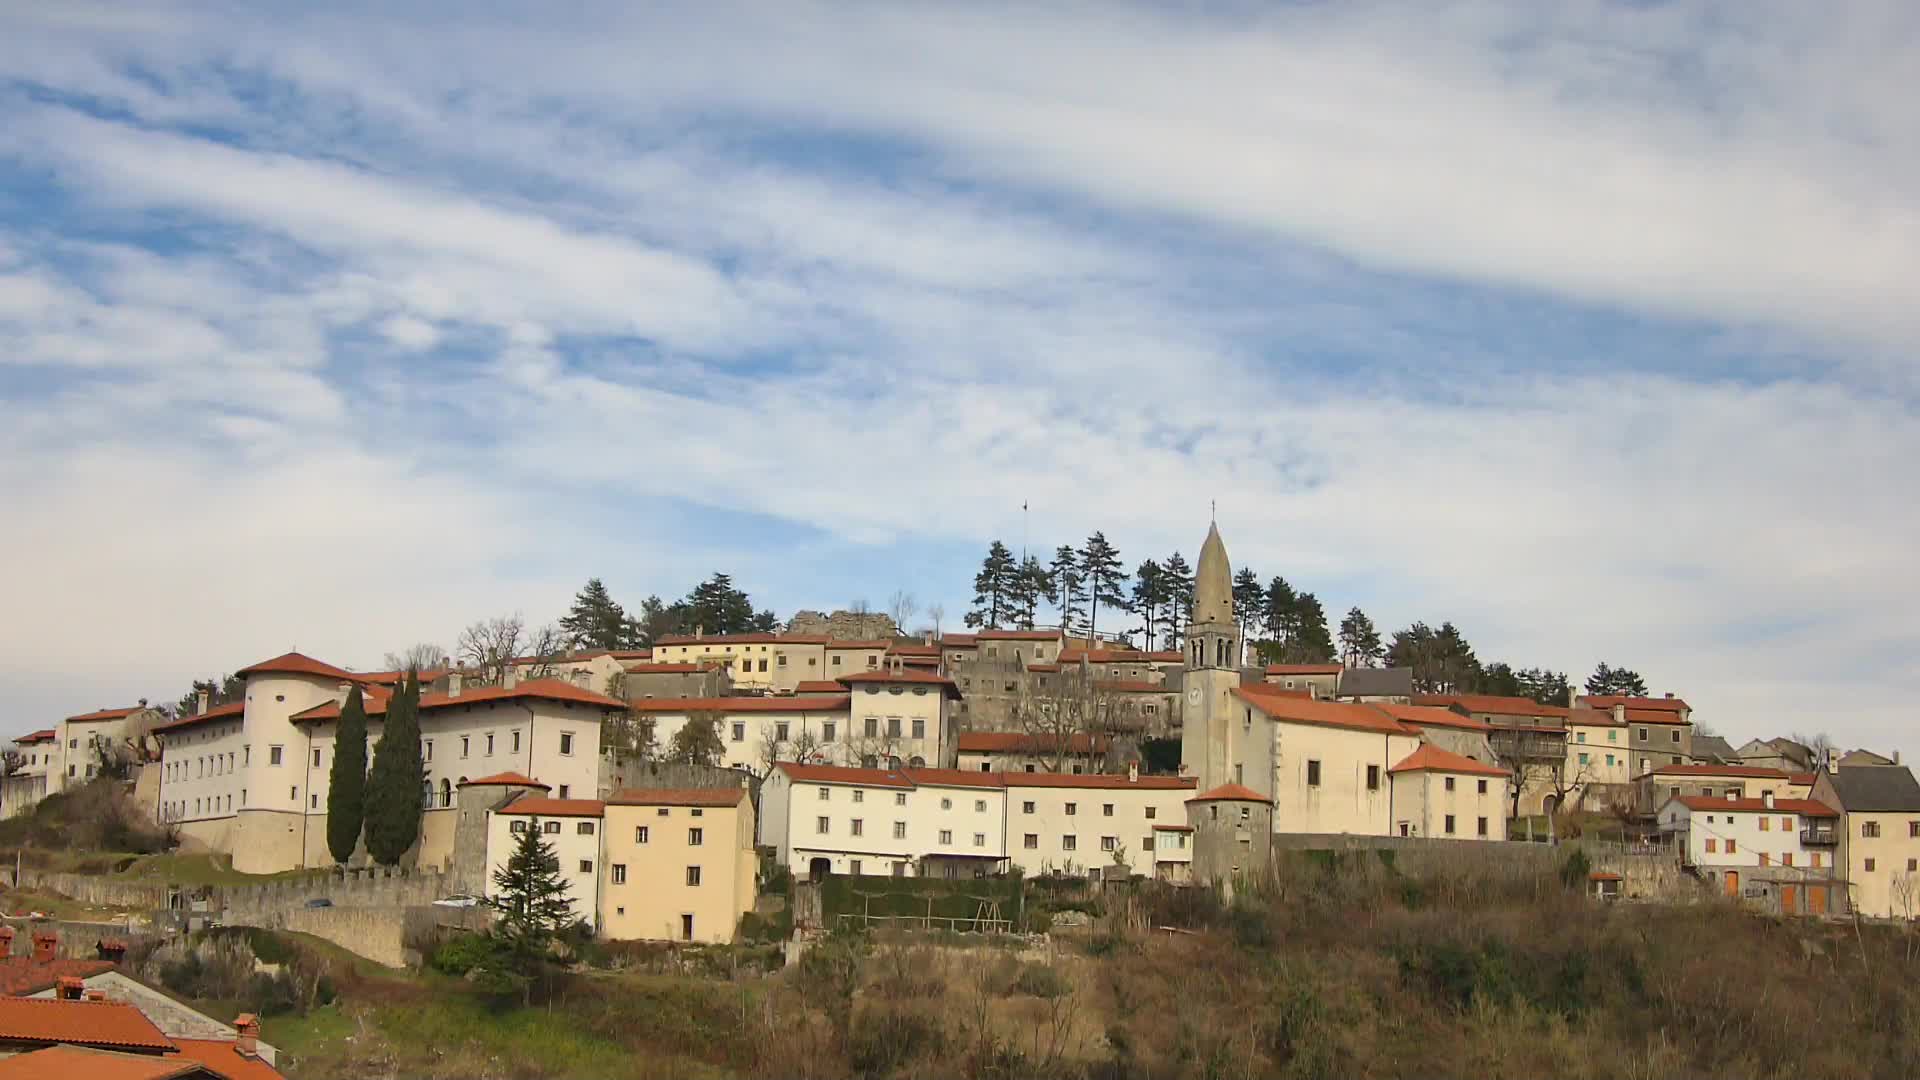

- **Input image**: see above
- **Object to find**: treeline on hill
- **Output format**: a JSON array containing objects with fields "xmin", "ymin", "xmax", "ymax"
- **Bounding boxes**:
[{"xmin": 965, "ymin": 538, "xmax": 1654, "ymax": 703}]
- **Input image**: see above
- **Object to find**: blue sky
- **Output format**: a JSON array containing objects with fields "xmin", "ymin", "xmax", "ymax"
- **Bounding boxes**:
[{"xmin": 3, "ymin": 1, "xmax": 1916, "ymax": 759}]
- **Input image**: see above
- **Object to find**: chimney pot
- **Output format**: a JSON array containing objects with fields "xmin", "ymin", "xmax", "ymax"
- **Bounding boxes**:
[
  {"xmin": 33, "ymin": 930, "xmax": 57, "ymax": 964},
  {"xmin": 503, "ymin": 667, "xmax": 519, "ymax": 690},
  {"xmin": 56, "ymin": 976, "xmax": 83, "ymax": 1000},
  {"xmin": 447, "ymin": 672, "xmax": 464, "ymax": 698},
  {"xmin": 197, "ymin": 689, "xmax": 211, "ymax": 715},
  {"xmin": 1127, "ymin": 761, "xmax": 1139, "ymax": 783},
  {"xmin": 1762, "ymin": 790, "xmax": 1775, "ymax": 808},
  {"xmin": 84, "ymin": 989, "xmax": 106, "ymax": 1001},
  {"xmin": 234, "ymin": 1013, "xmax": 260, "ymax": 1058}
]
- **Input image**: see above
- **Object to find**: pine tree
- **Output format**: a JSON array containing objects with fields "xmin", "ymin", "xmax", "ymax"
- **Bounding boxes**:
[
  {"xmin": 560, "ymin": 577, "xmax": 632, "ymax": 650},
  {"xmin": 965, "ymin": 541, "xmax": 1017, "ymax": 630},
  {"xmin": 1338, "ymin": 607, "xmax": 1384, "ymax": 668},
  {"xmin": 1078, "ymin": 532, "xmax": 1127, "ymax": 644},
  {"xmin": 364, "ymin": 670, "xmax": 425, "ymax": 866},
  {"xmin": 1263, "ymin": 576, "xmax": 1299, "ymax": 644},
  {"xmin": 1130, "ymin": 559, "xmax": 1167, "ymax": 650},
  {"xmin": 1047, "ymin": 545, "xmax": 1085, "ymax": 636},
  {"xmin": 1518, "ymin": 667, "xmax": 1573, "ymax": 707},
  {"xmin": 1292, "ymin": 592, "xmax": 1335, "ymax": 663},
  {"xmin": 326, "ymin": 686, "xmax": 370, "ymax": 865},
  {"xmin": 1585, "ymin": 663, "xmax": 1648, "ymax": 696},
  {"xmin": 481, "ymin": 817, "xmax": 575, "ymax": 1002},
  {"xmin": 669, "ymin": 574, "xmax": 773, "ymax": 636},
  {"xmin": 1012, "ymin": 555, "xmax": 1047, "ymax": 630},
  {"xmin": 1160, "ymin": 552, "xmax": 1193, "ymax": 647},
  {"xmin": 668, "ymin": 715, "xmax": 725, "ymax": 766},
  {"xmin": 1231, "ymin": 569, "xmax": 1264, "ymax": 638},
  {"xmin": 1478, "ymin": 662, "xmax": 1523, "ymax": 697}
]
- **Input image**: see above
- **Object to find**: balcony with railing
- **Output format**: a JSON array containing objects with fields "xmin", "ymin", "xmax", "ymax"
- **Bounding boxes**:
[{"xmin": 1800, "ymin": 826, "xmax": 1838, "ymax": 847}]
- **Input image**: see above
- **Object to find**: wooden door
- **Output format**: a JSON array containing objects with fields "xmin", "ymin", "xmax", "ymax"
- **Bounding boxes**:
[
  {"xmin": 1781, "ymin": 884, "xmax": 1798, "ymax": 914},
  {"xmin": 1724, "ymin": 870, "xmax": 1740, "ymax": 898},
  {"xmin": 1810, "ymin": 886, "xmax": 1827, "ymax": 915}
]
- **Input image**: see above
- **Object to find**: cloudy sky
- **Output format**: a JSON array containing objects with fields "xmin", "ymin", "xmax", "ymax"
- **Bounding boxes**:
[{"xmin": 3, "ymin": 1, "xmax": 1914, "ymax": 757}]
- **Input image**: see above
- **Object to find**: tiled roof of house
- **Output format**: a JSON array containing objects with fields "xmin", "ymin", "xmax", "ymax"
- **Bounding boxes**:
[
  {"xmin": 1234, "ymin": 689, "xmax": 1418, "ymax": 736},
  {"xmin": 1264, "ymin": 664, "xmax": 1343, "ymax": 675},
  {"xmin": 0, "ymin": 956, "xmax": 115, "ymax": 996},
  {"xmin": 1672, "ymin": 795, "xmax": 1837, "ymax": 817},
  {"xmin": 1414, "ymin": 694, "xmax": 1571, "ymax": 719},
  {"xmin": 1621, "ymin": 708, "xmax": 1691, "ymax": 726},
  {"xmin": 64, "ymin": 707, "xmax": 144, "ymax": 724},
  {"xmin": 291, "ymin": 679, "xmax": 626, "ymax": 723},
  {"xmin": 495, "ymin": 797, "xmax": 605, "ymax": 818},
  {"xmin": 1788, "ymin": 772, "xmax": 1818, "ymax": 787},
  {"xmin": 607, "ymin": 787, "xmax": 748, "ymax": 808},
  {"xmin": 825, "ymin": 640, "xmax": 892, "ymax": 651},
  {"xmin": 1188, "ymin": 783, "xmax": 1271, "ymax": 804},
  {"xmin": 939, "ymin": 635, "xmax": 978, "ymax": 648},
  {"xmin": 653, "ymin": 633, "xmax": 831, "ymax": 646},
  {"xmin": 1369, "ymin": 703, "xmax": 1491, "ymax": 731},
  {"xmin": 794, "ymin": 680, "xmax": 847, "ymax": 693},
  {"xmin": 168, "ymin": 1038, "xmax": 287, "ymax": 1080},
  {"xmin": 1647, "ymin": 764, "xmax": 1789, "ymax": 779},
  {"xmin": 1582, "ymin": 695, "xmax": 1690, "ymax": 713},
  {"xmin": 1564, "ymin": 708, "xmax": 1626, "ymax": 728},
  {"xmin": 778, "ymin": 761, "xmax": 1189, "ymax": 792},
  {"xmin": 836, "ymin": 670, "xmax": 962, "ymax": 697},
  {"xmin": 623, "ymin": 662, "xmax": 718, "ymax": 674},
  {"xmin": 150, "ymin": 701, "xmax": 246, "ymax": 735},
  {"xmin": 354, "ymin": 669, "xmax": 449, "ymax": 687},
  {"xmin": 623, "ymin": 695, "xmax": 851, "ymax": 715},
  {"xmin": 0, "ymin": 997, "xmax": 176, "ymax": 1052},
  {"xmin": 1824, "ymin": 766, "xmax": 1920, "ymax": 812},
  {"xmin": 457, "ymin": 772, "xmax": 550, "ymax": 789},
  {"xmin": 1335, "ymin": 667, "xmax": 1414, "ymax": 698},
  {"xmin": 887, "ymin": 643, "xmax": 942, "ymax": 657},
  {"xmin": 1002, "ymin": 772, "xmax": 1195, "ymax": 790},
  {"xmin": 1026, "ymin": 663, "xmax": 1061, "ymax": 673},
  {"xmin": 0, "ymin": 1046, "xmax": 206, "ymax": 1080},
  {"xmin": 13, "ymin": 730, "xmax": 56, "ymax": 745},
  {"xmin": 975, "ymin": 630, "xmax": 1063, "ymax": 641},
  {"xmin": 955, "ymin": 731, "xmax": 1108, "ymax": 754},
  {"xmin": 901, "ymin": 768, "xmax": 1005, "ymax": 789},
  {"xmin": 775, "ymin": 762, "xmax": 915, "ymax": 789},
  {"xmin": 1389, "ymin": 744, "xmax": 1511, "ymax": 777},
  {"xmin": 233, "ymin": 652, "xmax": 356, "ymax": 682}
]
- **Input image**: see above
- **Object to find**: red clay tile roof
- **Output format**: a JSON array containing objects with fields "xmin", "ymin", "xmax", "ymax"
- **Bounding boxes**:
[
  {"xmin": 458, "ymin": 772, "xmax": 550, "ymax": 789},
  {"xmin": 13, "ymin": 730, "xmax": 56, "ymax": 744},
  {"xmin": 1092, "ymin": 680, "xmax": 1168, "ymax": 694},
  {"xmin": 1367, "ymin": 703, "xmax": 1490, "ymax": 731},
  {"xmin": 1247, "ymin": 687, "xmax": 1311, "ymax": 699},
  {"xmin": 1264, "ymin": 664, "xmax": 1343, "ymax": 675},
  {"xmin": 776, "ymin": 762, "xmax": 915, "ymax": 788},
  {"xmin": 624, "ymin": 695, "xmax": 851, "ymax": 715},
  {"xmin": 901, "ymin": 768, "xmax": 1005, "ymax": 789},
  {"xmin": 1564, "ymin": 708, "xmax": 1626, "ymax": 728},
  {"xmin": 956, "ymin": 731, "xmax": 1108, "ymax": 754},
  {"xmin": 168, "ymin": 1038, "xmax": 288, "ymax": 1080},
  {"xmin": 1026, "ymin": 663, "xmax": 1061, "ymax": 673},
  {"xmin": 1788, "ymin": 772, "xmax": 1818, "ymax": 786},
  {"xmin": 837, "ymin": 670, "xmax": 962, "ymax": 697},
  {"xmin": 0, "ymin": 997, "xmax": 175, "ymax": 1052},
  {"xmin": 792, "ymin": 680, "xmax": 845, "ymax": 694},
  {"xmin": 1235, "ymin": 690, "xmax": 1418, "ymax": 736},
  {"xmin": 1060, "ymin": 648, "xmax": 1178, "ymax": 665},
  {"xmin": 1414, "ymin": 694, "xmax": 1571, "ymax": 719},
  {"xmin": 0, "ymin": 1046, "xmax": 207, "ymax": 1080},
  {"xmin": 975, "ymin": 630, "xmax": 1063, "ymax": 641},
  {"xmin": 1390, "ymin": 744, "xmax": 1511, "ymax": 777},
  {"xmin": 1648, "ymin": 764, "xmax": 1788, "ymax": 779},
  {"xmin": 0, "ymin": 957, "xmax": 115, "ymax": 996},
  {"xmin": 64, "ymin": 708, "xmax": 144, "ymax": 724},
  {"xmin": 653, "ymin": 633, "xmax": 831, "ymax": 646},
  {"xmin": 354, "ymin": 668, "xmax": 448, "ymax": 686},
  {"xmin": 939, "ymin": 635, "xmax": 978, "ymax": 648},
  {"xmin": 825, "ymin": 640, "xmax": 892, "ymax": 650},
  {"xmin": 495, "ymin": 797, "xmax": 605, "ymax": 818},
  {"xmin": 1620, "ymin": 708, "xmax": 1691, "ymax": 726},
  {"xmin": 1188, "ymin": 783, "xmax": 1271, "ymax": 804},
  {"xmin": 1588, "ymin": 871, "xmax": 1624, "ymax": 882},
  {"xmin": 150, "ymin": 701, "xmax": 246, "ymax": 735},
  {"xmin": 623, "ymin": 662, "xmax": 718, "ymax": 674},
  {"xmin": 291, "ymin": 679, "xmax": 626, "ymax": 723},
  {"xmin": 233, "ymin": 652, "xmax": 355, "ymax": 681},
  {"xmin": 1002, "ymin": 772, "xmax": 1195, "ymax": 790},
  {"xmin": 1671, "ymin": 795, "xmax": 1837, "ymax": 817},
  {"xmin": 886, "ymin": 643, "xmax": 941, "ymax": 656},
  {"xmin": 1582, "ymin": 695, "xmax": 1690, "ymax": 713},
  {"xmin": 607, "ymin": 787, "xmax": 748, "ymax": 807}
]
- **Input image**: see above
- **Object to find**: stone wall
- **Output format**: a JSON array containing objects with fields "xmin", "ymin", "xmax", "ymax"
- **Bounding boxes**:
[
  {"xmin": 218, "ymin": 867, "xmax": 446, "ymax": 925},
  {"xmin": 277, "ymin": 906, "xmax": 414, "ymax": 968},
  {"xmin": 786, "ymin": 610, "xmax": 901, "ymax": 640},
  {"xmin": 7, "ymin": 868, "xmax": 174, "ymax": 911}
]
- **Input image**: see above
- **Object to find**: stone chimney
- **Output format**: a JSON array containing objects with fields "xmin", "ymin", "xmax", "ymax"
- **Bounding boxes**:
[
  {"xmin": 1726, "ymin": 790, "xmax": 1738, "ymax": 802},
  {"xmin": 694, "ymin": 624, "xmax": 705, "ymax": 639},
  {"xmin": 1612, "ymin": 704, "xmax": 1626, "ymax": 724},
  {"xmin": 197, "ymin": 689, "xmax": 211, "ymax": 715},
  {"xmin": 234, "ymin": 1014, "xmax": 260, "ymax": 1058},
  {"xmin": 447, "ymin": 671, "xmax": 464, "ymax": 698},
  {"xmin": 83, "ymin": 989, "xmax": 106, "ymax": 1001},
  {"xmin": 95, "ymin": 938, "xmax": 127, "ymax": 964},
  {"xmin": 502, "ymin": 666, "xmax": 519, "ymax": 690},
  {"xmin": 1762, "ymin": 789, "xmax": 1775, "ymax": 809},
  {"xmin": 334, "ymin": 681, "xmax": 351, "ymax": 707},
  {"xmin": 55, "ymin": 976, "xmax": 83, "ymax": 1000},
  {"xmin": 1127, "ymin": 761, "xmax": 1139, "ymax": 783},
  {"xmin": 32, "ymin": 929, "xmax": 57, "ymax": 964}
]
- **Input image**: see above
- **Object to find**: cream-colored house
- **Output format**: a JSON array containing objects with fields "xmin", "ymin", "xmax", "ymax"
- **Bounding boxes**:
[
  {"xmin": 1811, "ymin": 766, "xmax": 1920, "ymax": 919},
  {"xmin": 1229, "ymin": 688, "xmax": 1423, "ymax": 836},
  {"xmin": 1657, "ymin": 792, "xmax": 1844, "ymax": 914},
  {"xmin": 955, "ymin": 731, "xmax": 1110, "ymax": 774},
  {"xmin": 761, "ymin": 762, "xmax": 924, "ymax": 878},
  {"xmin": 488, "ymin": 796, "xmax": 607, "ymax": 929},
  {"xmin": 1386, "ymin": 744, "xmax": 1510, "ymax": 841},
  {"xmin": 1003, "ymin": 770, "xmax": 1195, "ymax": 877},
  {"xmin": 2, "ymin": 729, "xmax": 57, "ymax": 818},
  {"xmin": 1262, "ymin": 664, "xmax": 1342, "ymax": 698},
  {"xmin": 601, "ymin": 787, "xmax": 757, "ymax": 943},
  {"xmin": 649, "ymin": 633, "xmax": 831, "ymax": 694}
]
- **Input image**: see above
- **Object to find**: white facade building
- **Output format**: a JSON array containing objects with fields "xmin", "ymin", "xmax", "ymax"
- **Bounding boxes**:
[{"xmin": 488, "ymin": 797, "xmax": 607, "ymax": 929}]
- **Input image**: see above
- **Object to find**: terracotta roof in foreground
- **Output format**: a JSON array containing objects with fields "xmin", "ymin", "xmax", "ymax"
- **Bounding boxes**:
[
  {"xmin": 0, "ymin": 997, "xmax": 175, "ymax": 1052},
  {"xmin": 1234, "ymin": 690, "xmax": 1418, "ymax": 736},
  {"xmin": 901, "ymin": 767, "xmax": 1004, "ymax": 789},
  {"xmin": 458, "ymin": 772, "xmax": 550, "ymax": 789},
  {"xmin": 13, "ymin": 730, "xmax": 56, "ymax": 744},
  {"xmin": 1414, "ymin": 693, "xmax": 1571, "ymax": 718},
  {"xmin": 234, "ymin": 651, "xmax": 356, "ymax": 682},
  {"xmin": 1188, "ymin": 782, "xmax": 1271, "ymax": 804},
  {"xmin": 956, "ymin": 731, "xmax": 1108, "ymax": 754},
  {"xmin": 1671, "ymin": 795, "xmax": 1836, "ymax": 817},
  {"xmin": 775, "ymin": 762, "xmax": 915, "ymax": 789},
  {"xmin": 794, "ymin": 680, "xmax": 846, "ymax": 694},
  {"xmin": 0, "ymin": 956, "xmax": 115, "ymax": 996},
  {"xmin": 291, "ymin": 678, "xmax": 626, "ymax": 722},
  {"xmin": 495, "ymin": 797, "xmax": 606, "ymax": 818},
  {"xmin": 1003, "ymin": 772, "xmax": 1194, "ymax": 790},
  {"xmin": 1583, "ymin": 695, "xmax": 1690, "ymax": 713},
  {"xmin": 0, "ymin": 1046, "xmax": 206, "ymax": 1080},
  {"xmin": 169, "ymin": 1037, "xmax": 288, "ymax": 1080},
  {"xmin": 1368, "ymin": 703, "xmax": 1491, "ymax": 731},
  {"xmin": 64, "ymin": 707, "xmax": 144, "ymax": 724},
  {"xmin": 1390, "ymin": 744, "xmax": 1511, "ymax": 777},
  {"xmin": 1648, "ymin": 764, "xmax": 1789, "ymax": 779},
  {"xmin": 653, "ymin": 633, "xmax": 831, "ymax": 646},
  {"xmin": 623, "ymin": 695, "xmax": 851, "ymax": 715},
  {"xmin": 150, "ymin": 700, "xmax": 246, "ymax": 734}
]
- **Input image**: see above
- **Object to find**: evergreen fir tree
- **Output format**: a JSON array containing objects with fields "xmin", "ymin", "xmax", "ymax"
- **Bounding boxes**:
[
  {"xmin": 488, "ymin": 818, "xmax": 576, "ymax": 944},
  {"xmin": 1231, "ymin": 568, "xmax": 1264, "ymax": 638},
  {"xmin": 364, "ymin": 670, "xmax": 425, "ymax": 865},
  {"xmin": 965, "ymin": 541, "xmax": 1017, "ymax": 629},
  {"xmin": 1160, "ymin": 551, "xmax": 1193, "ymax": 646},
  {"xmin": 325, "ymin": 686, "xmax": 370, "ymax": 865},
  {"xmin": 1338, "ymin": 607, "xmax": 1384, "ymax": 668},
  {"xmin": 1078, "ymin": 532, "xmax": 1127, "ymax": 643},
  {"xmin": 1292, "ymin": 592, "xmax": 1336, "ymax": 663},
  {"xmin": 1263, "ymin": 576, "xmax": 1300, "ymax": 644},
  {"xmin": 668, "ymin": 574, "xmax": 773, "ymax": 636},
  {"xmin": 560, "ymin": 577, "xmax": 635, "ymax": 650},
  {"xmin": 1012, "ymin": 555, "xmax": 1047, "ymax": 630},
  {"xmin": 1130, "ymin": 559, "xmax": 1167, "ymax": 650},
  {"xmin": 1586, "ymin": 663, "xmax": 1649, "ymax": 696},
  {"xmin": 1047, "ymin": 545, "xmax": 1085, "ymax": 636}
]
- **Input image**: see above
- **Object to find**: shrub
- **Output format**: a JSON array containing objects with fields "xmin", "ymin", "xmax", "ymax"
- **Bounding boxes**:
[
  {"xmin": 1011, "ymin": 962, "xmax": 1071, "ymax": 999},
  {"xmin": 430, "ymin": 932, "xmax": 501, "ymax": 977},
  {"xmin": 1558, "ymin": 848, "xmax": 1592, "ymax": 890},
  {"xmin": 848, "ymin": 1004, "xmax": 948, "ymax": 1077}
]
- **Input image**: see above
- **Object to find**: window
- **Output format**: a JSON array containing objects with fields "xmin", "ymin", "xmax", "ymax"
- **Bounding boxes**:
[
  {"xmin": 1670, "ymin": 729, "xmax": 1680, "ymax": 743},
  {"xmin": 939, "ymin": 829, "xmax": 952, "ymax": 845},
  {"xmin": 1578, "ymin": 753, "xmax": 1590, "ymax": 766},
  {"xmin": 823, "ymin": 722, "xmax": 836, "ymax": 742},
  {"xmin": 1811, "ymin": 853, "xmax": 1822, "ymax": 868},
  {"xmin": 291, "ymin": 786, "xmax": 298, "ymax": 801},
  {"xmin": 244, "ymin": 746, "xmax": 250, "ymax": 766},
  {"xmin": 269, "ymin": 745, "xmax": 283, "ymax": 766},
  {"xmin": 543, "ymin": 821, "xmax": 561, "ymax": 834},
  {"xmin": 1444, "ymin": 815, "xmax": 1456, "ymax": 835},
  {"xmin": 973, "ymin": 832, "xmax": 985, "ymax": 847},
  {"xmin": 849, "ymin": 860, "xmax": 862, "ymax": 874},
  {"xmin": 681, "ymin": 914, "xmax": 695, "ymax": 939},
  {"xmin": 1911, "ymin": 821, "xmax": 1920, "ymax": 838},
  {"xmin": 1759, "ymin": 853, "xmax": 1771, "ymax": 866},
  {"xmin": 486, "ymin": 733, "xmax": 495, "ymax": 756},
  {"xmin": 612, "ymin": 864, "xmax": 627, "ymax": 884},
  {"xmin": 1103, "ymin": 803, "xmax": 1115, "ymax": 817},
  {"xmin": 818, "ymin": 786, "xmax": 831, "ymax": 801},
  {"xmin": 313, "ymin": 748, "xmax": 323, "ymax": 767},
  {"xmin": 424, "ymin": 741, "xmax": 433, "ymax": 762},
  {"xmin": 732, "ymin": 723, "xmax": 745, "ymax": 742},
  {"xmin": 686, "ymin": 866, "xmax": 702, "ymax": 886},
  {"xmin": 1023, "ymin": 801, "xmax": 1036, "ymax": 814},
  {"xmin": 1062, "ymin": 835, "xmax": 1077, "ymax": 851},
  {"xmin": 1445, "ymin": 777, "xmax": 1456, "ymax": 792},
  {"xmin": 865, "ymin": 718, "xmax": 879, "ymax": 738},
  {"xmin": 1783, "ymin": 853, "xmax": 1794, "ymax": 867},
  {"xmin": 1065, "ymin": 802, "xmax": 1077, "ymax": 816},
  {"xmin": 1910, "ymin": 858, "xmax": 1918, "ymax": 873},
  {"xmin": 832, "ymin": 655, "xmax": 843, "ymax": 667},
  {"xmin": 1637, "ymin": 728, "xmax": 1648, "ymax": 741},
  {"xmin": 656, "ymin": 808, "xmax": 669, "ymax": 816},
  {"xmin": 816, "ymin": 816, "xmax": 830, "ymax": 835},
  {"xmin": 892, "ymin": 792, "xmax": 907, "ymax": 806},
  {"xmin": 1759, "ymin": 817, "xmax": 1770, "ymax": 832},
  {"xmin": 579, "ymin": 859, "xmax": 593, "ymax": 874},
  {"xmin": 1606, "ymin": 754, "xmax": 1616, "ymax": 766},
  {"xmin": 893, "ymin": 821, "xmax": 907, "ymax": 839},
  {"xmin": 560, "ymin": 733, "xmax": 574, "ymax": 755},
  {"xmin": 1577, "ymin": 732, "xmax": 1587, "ymax": 744},
  {"xmin": 511, "ymin": 730, "xmax": 521, "ymax": 752},
  {"xmin": 1364, "ymin": 764, "xmax": 1381, "ymax": 790},
  {"xmin": 852, "ymin": 789, "xmax": 863, "ymax": 803},
  {"xmin": 1024, "ymin": 834, "xmax": 1038, "ymax": 849},
  {"xmin": 851, "ymin": 819, "xmax": 864, "ymax": 837},
  {"xmin": 1864, "ymin": 821, "xmax": 1882, "ymax": 838},
  {"xmin": 636, "ymin": 826, "xmax": 650, "ymax": 843},
  {"xmin": 512, "ymin": 820, "xmax": 528, "ymax": 833},
  {"xmin": 1101, "ymin": 836, "xmax": 1117, "ymax": 851},
  {"xmin": 941, "ymin": 797, "xmax": 952, "ymax": 810},
  {"xmin": 577, "ymin": 821, "xmax": 595, "ymax": 835},
  {"xmin": 887, "ymin": 718, "xmax": 902, "ymax": 738},
  {"xmin": 778, "ymin": 654, "xmax": 788, "ymax": 668},
  {"xmin": 1705, "ymin": 838, "xmax": 1717, "ymax": 853},
  {"xmin": 1865, "ymin": 858, "xmax": 1877, "ymax": 872},
  {"xmin": 1477, "ymin": 817, "xmax": 1488, "ymax": 836},
  {"xmin": 975, "ymin": 799, "xmax": 987, "ymax": 812},
  {"xmin": 461, "ymin": 736, "xmax": 471, "ymax": 758},
  {"xmin": 1306, "ymin": 760, "xmax": 1321, "ymax": 787},
  {"xmin": 1726, "ymin": 839, "xmax": 1736, "ymax": 853},
  {"xmin": 689, "ymin": 827, "xmax": 704, "ymax": 845},
  {"xmin": 775, "ymin": 721, "xmax": 789, "ymax": 742}
]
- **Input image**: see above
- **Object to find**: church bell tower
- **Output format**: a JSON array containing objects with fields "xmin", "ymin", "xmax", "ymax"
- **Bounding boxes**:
[{"xmin": 1179, "ymin": 521, "xmax": 1244, "ymax": 792}]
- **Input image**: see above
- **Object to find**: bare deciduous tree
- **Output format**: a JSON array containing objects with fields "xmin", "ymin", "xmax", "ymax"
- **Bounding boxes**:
[
  {"xmin": 457, "ymin": 614, "xmax": 567, "ymax": 685},
  {"xmin": 1791, "ymin": 731, "xmax": 1836, "ymax": 770},
  {"xmin": 926, "ymin": 602, "xmax": 945, "ymax": 639},
  {"xmin": 1013, "ymin": 666, "xmax": 1138, "ymax": 773},
  {"xmin": 382, "ymin": 642, "xmax": 447, "ymax": 673},
  {"xmin": 888, "ymin": 590, "xmax": 918, "ymax": 633}
]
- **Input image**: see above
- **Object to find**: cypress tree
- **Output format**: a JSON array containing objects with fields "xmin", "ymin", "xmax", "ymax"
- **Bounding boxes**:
[
  {"xmin": 325, "ymin": 686, "xmax": 370, "ymax": 864},
  {"xmin": 364, "ymin": 670, "xmax": 425, "ymax": 865}
]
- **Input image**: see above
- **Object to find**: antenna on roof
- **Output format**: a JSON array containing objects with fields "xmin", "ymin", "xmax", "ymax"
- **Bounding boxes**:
[{"xmin": 1021, "ymin": 500, "xmax": 1029, "ymax": 563}]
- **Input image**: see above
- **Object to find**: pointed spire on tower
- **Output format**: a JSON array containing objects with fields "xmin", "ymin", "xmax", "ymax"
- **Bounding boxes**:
[{"xmin": 1194, "ymin": 521, "xmax": 1233, "ymax": 627}]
